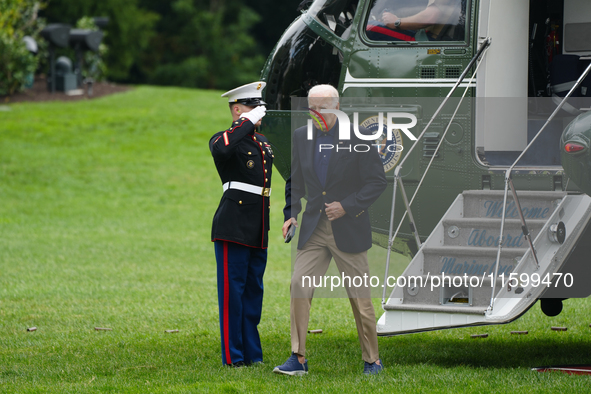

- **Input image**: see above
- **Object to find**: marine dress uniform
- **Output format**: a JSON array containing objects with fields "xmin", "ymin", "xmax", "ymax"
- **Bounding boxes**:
[{"xmin": 209, "ymin": 82, "xmax": 274, "ymax": 366}]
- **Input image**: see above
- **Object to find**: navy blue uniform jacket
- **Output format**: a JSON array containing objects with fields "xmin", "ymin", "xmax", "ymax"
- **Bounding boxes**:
[
  {"xmin": 284, "ymin": 125, "xmax": 387, "ymax": 253},
  {"xmin": 210, "ymin": 118, "xmax": 273, "ymax": 248}
]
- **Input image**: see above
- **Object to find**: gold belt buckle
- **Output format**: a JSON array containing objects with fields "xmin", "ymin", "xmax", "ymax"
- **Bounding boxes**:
[{"xmin": 261, "ymin": 187, "xmax": 271, "ymax": 197}]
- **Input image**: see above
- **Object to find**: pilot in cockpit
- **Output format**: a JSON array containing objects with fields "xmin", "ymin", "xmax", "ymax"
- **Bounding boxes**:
[{"xmin": 366, "ymin": 0, "xmax": 465, "ymax": 42}]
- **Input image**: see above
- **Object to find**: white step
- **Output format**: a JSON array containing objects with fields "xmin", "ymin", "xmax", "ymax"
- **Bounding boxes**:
[
  {"xmin": 422, "ymin": 246, "xmax": 527, "ymax": 275},
  {"xmin": 442, "ymin": 218, "xmax": 546, "ymax": 248},
  {"xmin": 382, "ymin": 303, "xmax": 487, "ymax": 315},
  {"xmin": 391, "ymin": 273, "xmax": 503, "ymax": 308},
  {"xmin": 461, "ymin": 190, "xmax": 564, "ymax": 219}
]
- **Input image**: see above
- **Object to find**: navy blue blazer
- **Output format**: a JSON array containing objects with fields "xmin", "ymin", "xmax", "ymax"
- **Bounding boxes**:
[{"xmin": 284, "ymin": 125, "xmax": 387, "ymax": 253}]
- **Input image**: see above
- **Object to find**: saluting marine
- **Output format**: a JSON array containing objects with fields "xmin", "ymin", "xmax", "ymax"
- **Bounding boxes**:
[{"xmin": 209, "ymin": 81, "xmax": 274, "ymax": 367}]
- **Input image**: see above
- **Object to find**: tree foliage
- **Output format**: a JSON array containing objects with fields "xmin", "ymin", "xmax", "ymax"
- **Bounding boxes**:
[
  {"xmin": 145, "ymin": 0, "xmax": 265, "ymax": 90},
  {"xmin": 43, "ymin": 0, "xmax": 159, "ymax": 81},
  {"xmin": 75, "ymin": 16, "xmax": 108, "ymax": 81},
  {"xmin": 40, "ymin": 0, "xmax": 302, "ymax": 89},
  {"xmin": 247, "ymin": 0, "xmax": 301, "ymax": 55},
  {"xmin": 0, "ymin": 0, "xmax": 46, "ymax": 95}
]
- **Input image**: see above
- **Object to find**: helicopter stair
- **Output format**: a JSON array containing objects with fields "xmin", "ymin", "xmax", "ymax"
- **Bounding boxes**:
[{"xmin": 377, "ymin": 190, "xmax": 591, "ymax": 336}]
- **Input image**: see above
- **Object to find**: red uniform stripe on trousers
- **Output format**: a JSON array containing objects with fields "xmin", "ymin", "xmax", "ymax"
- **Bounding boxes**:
[{"xmin": 223, "ymin": 242, "xmax": 232, "ymax": 364}]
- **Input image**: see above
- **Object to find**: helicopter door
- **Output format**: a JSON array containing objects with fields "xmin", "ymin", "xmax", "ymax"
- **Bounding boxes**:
[
  {"xmin": 562, "ymin": 0, "xmax": 591, "ymax": 100},
  {"xmin": 563, "ymin": 0, "xmax": 591, "ymax": 58},
  {"xmin": 476, "ymin": 0, "xmax": 591, "ymax": 167},
  {"xmin": 474, "ymin": 0, "xmax": 529, "ymax": 163}
]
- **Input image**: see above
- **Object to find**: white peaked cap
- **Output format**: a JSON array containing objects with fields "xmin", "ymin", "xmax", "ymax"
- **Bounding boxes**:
[{"xmin": 221, "ymin": 81, "xmax": 267, "ymax": 106}]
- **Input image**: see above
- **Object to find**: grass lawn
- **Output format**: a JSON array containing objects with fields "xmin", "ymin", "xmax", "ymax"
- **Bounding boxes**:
[{"xmin": 1, "ymin": 86, "xmax": 590, "ymax": 393}]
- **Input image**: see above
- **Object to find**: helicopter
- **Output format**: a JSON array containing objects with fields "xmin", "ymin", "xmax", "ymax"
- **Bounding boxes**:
[{"xmin": 258, "ymin": 0, "xmax": 591, "ymax": 335}]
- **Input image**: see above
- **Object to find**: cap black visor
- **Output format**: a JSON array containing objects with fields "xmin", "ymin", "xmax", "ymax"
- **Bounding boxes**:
[{"xmin": 236, "ymin": 98, "xmax": 266, "ymax": 106}]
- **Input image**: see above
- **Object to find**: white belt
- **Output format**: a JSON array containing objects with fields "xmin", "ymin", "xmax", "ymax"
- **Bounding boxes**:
[{"xmin": 223, "ymin": 181, "xmax": 271, "ymax": 197}]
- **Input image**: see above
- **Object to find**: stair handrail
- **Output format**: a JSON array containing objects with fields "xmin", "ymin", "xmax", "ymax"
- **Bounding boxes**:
[
  {"xmin": 381, "ymin": 38, "xmax": 492, "ymax": 305},
  {"xmin": 395, "ymin": 38, "xmax": 491, "ymax": 171},
  {"xmin": 386, "ymin": 54, "xmax": 489, "ymax": 271},
  {"xmin": 488, "ymin": 61, "xmax": 591, "ymax": 312}
]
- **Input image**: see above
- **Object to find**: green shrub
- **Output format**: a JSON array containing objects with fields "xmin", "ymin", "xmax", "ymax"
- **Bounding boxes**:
[
  {"xmin": 42, "ymin": 0, "xmax": 159, "ymax": 82},
  {"xmin": 0, "ymin": 31, "xmax": 37, "ymax": 95},
  {"xmin": 150, "ymin": 56, "xmax": 209, "ymax": 88},
  {"xmin": 146, "ymin": 2, "xmax": 264, "ymax": 90},
  {"xmin": 0, "ymin": 0, "xmax": 46, "ymax": 95},
  {"xmin": 76, "ymin": 16, "xmax": 108, "ymax": 81}
]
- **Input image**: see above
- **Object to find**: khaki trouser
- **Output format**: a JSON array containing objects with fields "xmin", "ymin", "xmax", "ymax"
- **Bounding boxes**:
[{"xmin": 290, "ymin": 215, "xmax": 379, "ymax": 363}]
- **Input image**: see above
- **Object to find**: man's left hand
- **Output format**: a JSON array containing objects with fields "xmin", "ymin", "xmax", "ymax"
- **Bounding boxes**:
[{"xmin": 325, "ymin": 202, "xmax": 345, "ymax": 221}]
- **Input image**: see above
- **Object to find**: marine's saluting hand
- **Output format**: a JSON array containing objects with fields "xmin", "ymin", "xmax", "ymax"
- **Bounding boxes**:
[{"xmin": 242, "ymin": 105, "xmax": 267, "ymax": 126}]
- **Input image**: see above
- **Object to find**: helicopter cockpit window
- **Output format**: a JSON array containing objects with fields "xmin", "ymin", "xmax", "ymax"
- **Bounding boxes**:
[
  {"xmin": 364, "ymin": 0, "xmax": 467, "ymax": 42},
  {"xmin": 306, "ymin": 0, "xmax": 359, "ymax": 39}
]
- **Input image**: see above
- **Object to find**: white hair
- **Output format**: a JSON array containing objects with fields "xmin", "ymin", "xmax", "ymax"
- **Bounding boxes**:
[{"xmin": 308, "ymin": 84, "xmax": 339, "ymax": 108}]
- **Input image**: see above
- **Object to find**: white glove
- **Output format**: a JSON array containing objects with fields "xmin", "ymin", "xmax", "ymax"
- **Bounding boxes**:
[{"xmin": 242, "ymin": 105, "xmax": 266, "ymax": 125}]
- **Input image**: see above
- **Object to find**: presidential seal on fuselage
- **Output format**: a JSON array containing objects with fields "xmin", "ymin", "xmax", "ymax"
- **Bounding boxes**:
[{"xmin": 360, "ymin": 115, "xmax": 403, "ymax": 173}]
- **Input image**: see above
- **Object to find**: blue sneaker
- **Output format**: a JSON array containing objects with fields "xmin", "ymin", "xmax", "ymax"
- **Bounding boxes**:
[
  {"xmin": 273, "ymin": 353, "xmax": 308, "ymax": 376},
  {"xmin": 363, "ymin": 359, "xmax": 383, "ymax": 375}
]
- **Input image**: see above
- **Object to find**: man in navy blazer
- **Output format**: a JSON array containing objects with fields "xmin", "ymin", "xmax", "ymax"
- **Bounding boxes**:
[{"xmin": 274, "ymin": 85, "xmax": 387, "ymax": 376}]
